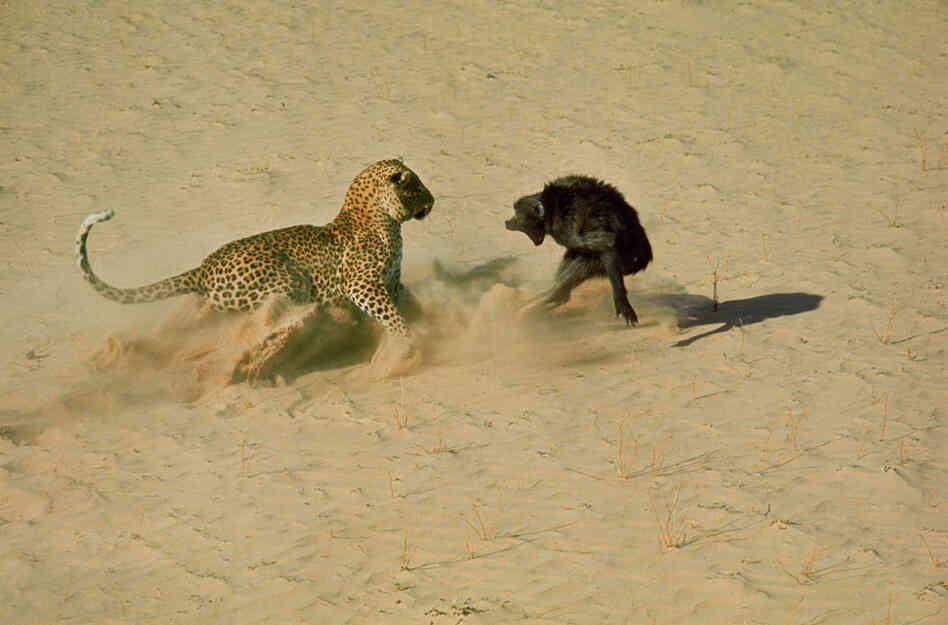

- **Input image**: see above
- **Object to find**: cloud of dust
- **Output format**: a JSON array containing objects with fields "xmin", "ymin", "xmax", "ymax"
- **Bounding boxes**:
[
  {"xmin": 6, "ymin": 252, "xmax": 688, "ymax": 430},
  {"xmin": 392, "ymin": 250, "xmax": 687, "ymax": 374}
]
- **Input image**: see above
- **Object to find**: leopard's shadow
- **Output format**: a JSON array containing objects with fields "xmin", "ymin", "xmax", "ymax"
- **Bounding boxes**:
[{"xmin": 654, "ymin": 292, "xmax": 824, "ymax": 347}]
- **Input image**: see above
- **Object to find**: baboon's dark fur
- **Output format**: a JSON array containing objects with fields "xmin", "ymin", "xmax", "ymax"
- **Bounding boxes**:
[{"xmin": 505, "ymin": 175, "xmax": 653, "ymax": 325}]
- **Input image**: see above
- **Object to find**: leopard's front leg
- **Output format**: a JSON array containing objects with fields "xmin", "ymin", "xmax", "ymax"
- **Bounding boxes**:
[
  {"xmin": 346, "ymin": 278, "xmax": 409, "ymax": 336},
  {"xmin": 346, "ymin": 273, "xmax": 422, "ymax": 377}
]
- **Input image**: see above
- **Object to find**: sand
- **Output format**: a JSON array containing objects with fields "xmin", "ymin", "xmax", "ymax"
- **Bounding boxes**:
[{"xmin": 1, "ymin": 1, "xmax": 946, "ymax": 623}]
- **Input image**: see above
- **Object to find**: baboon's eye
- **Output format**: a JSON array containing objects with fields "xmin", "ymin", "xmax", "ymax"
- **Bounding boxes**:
[{"xmin": 535, "ymin": 201, "xmax": 545, "ymax": 218}]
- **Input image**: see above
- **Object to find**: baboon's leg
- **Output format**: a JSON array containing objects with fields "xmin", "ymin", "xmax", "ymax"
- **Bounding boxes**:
[{"xmin": 543, "ymin": 250, "xmax": 606, "ymax": 307}]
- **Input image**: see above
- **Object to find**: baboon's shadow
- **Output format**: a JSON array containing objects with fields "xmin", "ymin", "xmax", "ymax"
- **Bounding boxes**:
[{"xmin": 655, "ymin": 292, "xmax": 824, "ymax": 347}]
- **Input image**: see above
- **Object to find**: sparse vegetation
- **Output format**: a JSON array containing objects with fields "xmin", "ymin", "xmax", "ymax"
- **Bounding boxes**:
[
  {"xmin": 392, "ymin": 380, "xmax": 409, "ymax": 430},
  {"xmin": 868, "ymin": 592, "xmax": 894, "ymax": 625},
  {"xmin": 870, "ymin": 300, "xmax": 901, "ymax": 344},
  {"xmin": 706, "ymin": 254, "xmax": 735, "ymax": 312},
  {"xmin": 463, "ymin": 504, "xmax": 489, "ymax": 541},
  {"xmin": 239, "ymin": 440, "xmax": 256, "ymax": 477},
  {"xmin": 913, "ymin": 126, "xmax": 929, "ymax": 171},
  {"xmin": 919, "ymin": 532, "xmax": 942, "ymax": 569},
  {"xmin": 878, "ymin": 392, "xmax": 890, "ymax": 441},
  {"xmin": 615, "ymin": 422, "xmax": 638, "ymax": 479},
  {"xmin": 651, "ymin": 485, "xmax": 688, "ymax": 551},
  {"xmin": 874, "ymin": 205, "xmax": 903, "ymax": 229},
  {"xmin": 400, "ymin": 531, "xmax": 412, "ymax": 571},
  {"xmin": 784, "ymin": 546, "xmax": 824, "ymax": 585}
]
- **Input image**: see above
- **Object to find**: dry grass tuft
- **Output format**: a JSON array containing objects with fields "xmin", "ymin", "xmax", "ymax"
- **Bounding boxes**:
[
  {"xmin": 239, "ymin": 440, "xmax": 256, "ymax": 477},
  {"xmin": 871, "ymin": 301, "xmax": 901, "ymax": 345},
  {"xmin": 615, "ymin": 423, "xmax": 639, "ymax": 479},
  {"xmin": 784, "ymin": 546, "xmax": 824, "ymax": 585},
  {"xmin": 400, "ymin": 531, "xmax": 413, "ymax": 570},
  {"xmin": 651, "ymin": 485, "xmax": 688, "ymax": 551},
  {"xmin": 429, "ymin": 432, "xmax": 448, "ymax": 454},
  {"xmin": 913, "ymin": 126, "xmax": 929, "ymax": 172},
  {"xmin": 464, "ymin": 504, "xmax": 490, "ymax": 541},
  {"xmin": 392, "ymin": 380, "xmax": 409, "ymax": 430},
  {"xmin": 868, "ymin": 592, "xmax": 894, "ymax": 625},
  {"xmin": 919, "ymin": 532, "xmax": 943, "ymax": 569},
  {"xmin": 878, "ymin": 392, "xmax": 890, "ymax": 441}
]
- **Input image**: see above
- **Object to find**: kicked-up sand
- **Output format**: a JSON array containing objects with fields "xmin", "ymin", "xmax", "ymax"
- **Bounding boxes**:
[{"xmin": 1, "ymin": 1, "xmax": 946, "ymax": 623}]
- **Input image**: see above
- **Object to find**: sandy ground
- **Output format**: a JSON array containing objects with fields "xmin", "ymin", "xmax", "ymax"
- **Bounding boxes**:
[{"xmin": 1, "ymin": 1, "xmax": 947, "ymax": 623}]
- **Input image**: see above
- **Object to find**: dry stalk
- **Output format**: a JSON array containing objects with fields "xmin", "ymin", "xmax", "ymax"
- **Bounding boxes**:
[
  {"xmin": 875, "ymin": 206, "xmax": 903, "ymax": 229},
  {"xmin": 785, "ymin": 546, "xmax": 824, "ymax": 585},
  {"xmin": 430, "ymin": 432, "xmax": 447, "ymax": 454},
  {"xmin": 465, "ymin": 529, "xmax": 475, "ymax": 560},
  {"xmin": 784, "ymin": 596, "xmax": 804, "ymax": 625},
  {"xmin": 706, "ymin": 254, "xmax": 736, "ymax": 311},
  {"xmin": 393, "ymin": 406, "xmax": 408, "ymax": 431},
  {"xmin": 926, "ymin": 488, "xmax": 941, "ymax": 509},
  {"xmin": 651, "ymin": 485, "xmax": 687, "ymax": 551},
  {"xmin": 919, "ymin": 532, "xmax": 942, "ymax": 569},
  {"xmin": 875, "ymin": 592, "xmax": 893, "ymax": 625},
  {"xmin": 400, "ymin": 531, "xmax": 412, "ymax": 570},
  {"xmin": 392, "ymin": 380, "xmax": 408, "ymax": 430},
  {"xmin": 786, "ymin": 408, "xmax": 802, "ymax": 452},
  {"xmin": 388, "ymin": 471, "xmax": 396, "ymax": 498},
  {"xmin": 240, "ymin": 440, "xmax": 256, "ymax": 477},
  {"xmin": 708, "ymin": 255, "xmax": 721, "ymax": 312},
  {"xmin": 914, "ymin": 126, "xmax": 928, "ymax": 171},
  {"xmin": 871, "ymin": 301, "xmax": 900, "ymax": 344},
  {"xmin": 879, "ymin": 392, "xmax": 890, "ymax": 441},
  {"xmin": 799, "ymin": 547, "xmax": 820, "ymax": 582},
  {"xmin": 615, "ymin": 423, "xmax": 638, "ymax": 479},
  {"xmin": 650, "ymin": 442, "xmax": 665, "ymax": 478},
  {"xmin": 464, "ymin": 505, "xmax": 489, "ymax": 541}
]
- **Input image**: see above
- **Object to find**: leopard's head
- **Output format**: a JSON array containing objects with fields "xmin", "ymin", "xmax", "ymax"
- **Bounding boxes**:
[{"xmin": 347, "ymin": 159, "xmax": 434, "ymax": 223}]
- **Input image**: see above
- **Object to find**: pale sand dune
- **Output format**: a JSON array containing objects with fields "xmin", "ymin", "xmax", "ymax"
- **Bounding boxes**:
[{"xmin": 1, "ymin": 1, "xmax": 947, "ymax": 623}]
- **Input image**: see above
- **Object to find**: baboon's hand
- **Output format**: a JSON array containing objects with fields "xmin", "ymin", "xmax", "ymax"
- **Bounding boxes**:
[{"xmin": 615, "ymin": 296, "xmax": 638, "ymax": 326}]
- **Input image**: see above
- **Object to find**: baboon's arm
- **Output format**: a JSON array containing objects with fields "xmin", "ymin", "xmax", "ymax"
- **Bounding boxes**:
[{"xmin": 600, "ymin": 248, "xmax": 637, "ymax": 326}]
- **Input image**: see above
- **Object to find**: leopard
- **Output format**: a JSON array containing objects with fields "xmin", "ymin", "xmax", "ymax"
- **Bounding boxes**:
[{"xmin": 76, "ymin": 159, "xmax": 434, "ymax": 345}]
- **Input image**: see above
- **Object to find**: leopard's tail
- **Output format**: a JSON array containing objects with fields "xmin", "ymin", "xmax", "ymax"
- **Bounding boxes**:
[{"xmin": 75, "ymin": 209, "xmax": 201, "ymax": 305}]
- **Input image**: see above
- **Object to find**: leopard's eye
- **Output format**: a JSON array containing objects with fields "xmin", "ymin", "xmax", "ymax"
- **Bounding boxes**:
[{"xmin": 390, "ymin": 171, "xmax": 411, "ymax": 185}]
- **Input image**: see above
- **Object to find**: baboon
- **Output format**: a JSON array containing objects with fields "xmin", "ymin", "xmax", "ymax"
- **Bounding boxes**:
[{"xmin": 505, "ymin": 175, "xmax": 653, "ymax": 325}]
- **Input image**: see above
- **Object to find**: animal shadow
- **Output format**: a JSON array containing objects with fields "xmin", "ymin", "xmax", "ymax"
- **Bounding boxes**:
[
  {"xmin": 656, "ymin": 292, "xmax": 824, "ymax": 347},
  {"xmin": 431, "ymin": 255, "xmax": 519, "ymax": 291}
]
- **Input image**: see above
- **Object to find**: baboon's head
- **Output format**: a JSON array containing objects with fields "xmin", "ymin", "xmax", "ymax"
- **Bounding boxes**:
[{"xmin": 505, "ymin": 191, "xmax": 547, "ymax": 246}]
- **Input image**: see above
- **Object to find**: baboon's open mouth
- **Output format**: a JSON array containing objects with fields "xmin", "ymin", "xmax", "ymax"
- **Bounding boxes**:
[{"xmin": 505, "ymin": 219, "xmax": 545, "ymax": 246}]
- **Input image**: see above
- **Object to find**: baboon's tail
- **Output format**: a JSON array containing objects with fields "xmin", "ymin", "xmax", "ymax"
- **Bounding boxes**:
[{"xmin": 75, "ymin": 209, "xmax": 200, "ymax": 305}]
